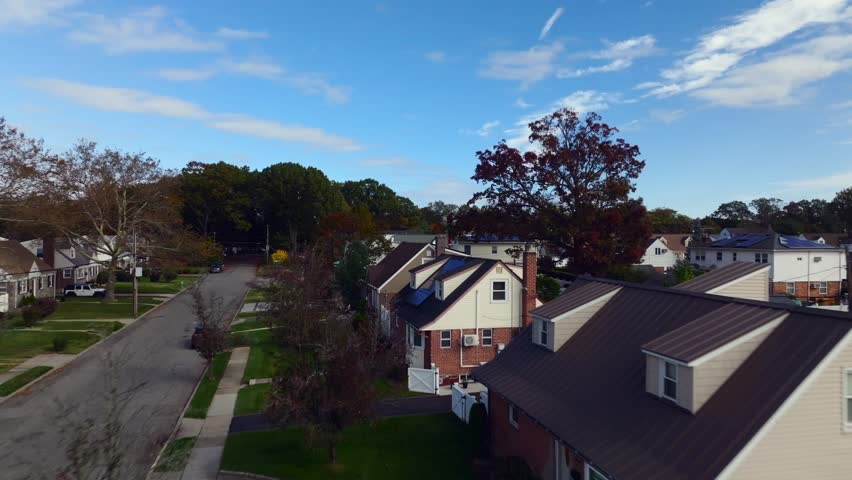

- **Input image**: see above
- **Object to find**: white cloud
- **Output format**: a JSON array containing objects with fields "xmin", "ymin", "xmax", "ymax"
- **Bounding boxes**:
[
  {"xmin": 641, "ymin": 0, "xmax": 851, "ymax": 98},
  {"xmin": 461, "ymin": 120, "xmax": 501, "ymax": 137},
  {"xmin": 480, "ymin": 42, "xmax": 564, "ymax": 88},
  {"xmin": 426, "ymin": 51, "xmax": 447, "ymax": 63},
  {"xmin": 774, "ymin": 170, "xmax": 852, "ymax": 189},
  {"xmin": 158, "ymin": 67, "xmax": 216, "ymax": 81},
  {"xmin": 539, "ymin": 7, "xmax": 565, "ymax": 40},
  {"xmin": 0, "ymin": 0, "xmax": 79, "ymax": 29},
  {"xmin": 405, "ymin": 176, "xmax": 478, "ymax": 205},
  {"xmin": 283, "ymin": 73, "xmax": 351, "ymax": 104},
  {"xmin": 69, "ymin": 6, "xmax": 223, "ymax": 53},
  {"xmin": 558, "ymin": 34, "xmax": 657, "ymax": 77},
  {"xmin": 28, "ymin": 78, "xmax": 362, "ymax": 151},
  {"xmin": 514, "ymin": 98, "xmax": 532, "ymax": 108},
  {"xmin": 216, "ymin": 27, "xmax": 269, "ymax": 39},
  {"xmin": 650, "ymin": 108, "xmax": 686, "ymax": 123},
  {"xmin": 357, "ymin": 157, "xmax": 415, "ymax": 167}
]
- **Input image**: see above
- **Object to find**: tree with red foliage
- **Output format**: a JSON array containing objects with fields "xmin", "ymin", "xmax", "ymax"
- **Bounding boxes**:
[{"xmin": 458, "ymin": 108, "xmax": 650, "ymax": 273}]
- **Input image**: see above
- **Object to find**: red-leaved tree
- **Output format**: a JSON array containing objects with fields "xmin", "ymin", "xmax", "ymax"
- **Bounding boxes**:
[{"xmin": 455, "ymin": 108, "xmax": 651, "ymax": 273}]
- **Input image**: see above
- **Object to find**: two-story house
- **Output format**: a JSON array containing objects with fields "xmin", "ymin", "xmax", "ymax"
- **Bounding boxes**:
[
  {"xmin": 475, "ymin": 264, "xmax": 852, "ymax": 480},
  {"xmin": 450, "ymin": 235, "xmax": 526, "ymax": 263},
  {"xmin": 0, "ymin": 240, "xmax": 57, "ymax": 312},
  {"xmin": 635, "ymin": 234, "xmax": 690, "ymax": 271},
  {"xmin": 20, "ymin": 237, "xmax": 102, "ymax": 291},
  {"xmin": 690, "ymin": 234, "xmax": 847, "ymax": 305},
  {"xmin": 394, "ymin": 250, "xmax": 540, "ymax": 386}
]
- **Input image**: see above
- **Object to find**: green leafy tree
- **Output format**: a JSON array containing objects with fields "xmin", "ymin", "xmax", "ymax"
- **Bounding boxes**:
[
  {"xmin": 647, "ymin": 207, "xmax": 692, "ymax": 233},
  {"xmin": 672, "ymin": 260, "xmax": 700, "ymax": 284},
  {"xmin": 536, "ymin": 275, "xmax": 561, "ymax": 302},
  {"xmin": 831, "ymin": 187, "xmax": 852, "ymax": 231},
  {"xmin": 335, "ymin": 240, "xmax": 372, "ymax": 309},
  {"xmin": 749, "ymin": 197, "xmax": 783, "ymax": 227},
  {"xmin": 179, "ymin": 161, "xmax": 255, "ymax": 238},
  {"xmin": 710, "ymin": 201, "xmax": 753, "ymax": 226},
  {"xmin": 420, "ymin": 201, "xmax": 459, "ymax": 233},
  {"xmin": 338, "ymin": 179, "xmax": 423, "ymax": 230}
]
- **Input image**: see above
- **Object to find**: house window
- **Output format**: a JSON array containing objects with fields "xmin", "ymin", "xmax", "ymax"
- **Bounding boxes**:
[
  {"xmin": 440, "ymin": 330, "xmax": 451, "ymax": 349},
  {"xmin": 436, "ymin": 281, "xmax": 444, "ymax": 300},
  {"xmin": 69, "ymin": 249, "xmax": 75, "ymax": 259},
  {"xmin": 464, "ymin": 245, "xmax": 471, "ymax": 255},
  {"xmin": 76, "ymin": 269, "xmax": 84, "ymax": 279},
  {"xmin": 63, "ymin": 269, "xmax": 72, "ymax": 279},
  {"xmin": 491, "ymin": 280, "xmax": 507, "ymax": 303},
  {"xmin": 655, "ymin": 247, "xmax": 661, "ymax": 255},
  {"xmin": 786, "ymin": 282, "xmax": 795, "ymax": 295},
  {"xmin": 47, "ymin": 274, "xmax": 54, "ymax": 288},
  {"xmin": 540, "ymin": 320, "xmax": 549, "ymax": 346},
  {"xmin": 38, "ymin": 277, "xmax": 43, "ymax": 290},
  {"xmin": 425, "ymin": 249, "xmax": 434, "ymax": 257},
  {"xmin": 17, "ymin": 280, "xmax": 27, "ymax": 294},
  {"xmin": 585, "ymin": 465, "xmax": 608, "ymax": 480},
  {"xmin": 845, "ymin": 369, "xmax": 852, "ymax": 429},
  {"xmin": 818, "ymin": 282, "xmax": 828, "ymax": 295},
  {"xmin": 754, "ymin": 253, "xmax": 768, "ymax": 264},
  {"xmin": 814, "ymin": 256, "xmax": 823, "ymax": 263},
  {"xmin": 692, "ymin": 250, "xmax": 705, "ymax": 261},
  {"xmin": 732, "ymin": 252, "xmax": 737, "ymax": 261},
  {"xmin": 508, "ymin": 404, "xmax": 519, "ymax": 429},
  {"xmin": 481, "ymin": 328, "xmax": 493, "ymax": 347},
  {"xmin": 409, "ymin": 326, "xmax": 423, "ymax": 349},
  {"xmin": 716, "ymin": 252, "xmax": 723, "ymax": 261},
  {"xmin": 662, "ymin": 361, "xmax": 678, "ymax": 401},
  {"xmin": 491, "ymin": 245, "xmax": 498, "ymax": 254}
]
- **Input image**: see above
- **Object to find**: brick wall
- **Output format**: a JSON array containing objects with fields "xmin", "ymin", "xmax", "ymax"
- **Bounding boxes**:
[
  {"xmin": 771, "ymin": 281, "xmax": 842, "ymax": 305},
  {"xmin": 522, "ymin": 251, "xmax": 537, "ymax": 328},
  {"xmin": 427, "ymin": 327, "xmax": 514, "ymax": 381}
]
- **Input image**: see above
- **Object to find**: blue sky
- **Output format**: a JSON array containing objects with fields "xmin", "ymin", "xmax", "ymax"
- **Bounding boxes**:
[{"xmin": 1, "ymin": 0, "xmax": 851, "ymax": 216}]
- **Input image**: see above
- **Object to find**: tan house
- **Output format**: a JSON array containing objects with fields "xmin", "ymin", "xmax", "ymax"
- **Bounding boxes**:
[
  {"xmin": 475, "ymin": 264, "xmax": 852, "ymax": 480},
  {"xmin": 0, "ymin": 240, "xmax": 57, "ymax": 313}
]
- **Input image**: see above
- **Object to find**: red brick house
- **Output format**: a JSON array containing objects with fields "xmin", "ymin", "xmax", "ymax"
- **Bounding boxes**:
[
  {"xmin": 394, "ymin": 250, "xmax": 540, "ymax": 386},
  {"xmin": 475, "ymin": 269, "xmax": 852, "ymax": 480}
]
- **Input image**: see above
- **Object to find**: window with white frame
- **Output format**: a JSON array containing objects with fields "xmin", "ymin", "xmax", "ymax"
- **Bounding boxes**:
[
  {"xmin": 818, "ymin": 282, "xmax": 828, "ymax": 295},
  {"xmin": 491, "ymin": 245, "xmax": 498, "ymax": 254},
  {"xmin": 754, "ymin": 253, "xmax": 768, "ymax": 264},
  {"xmin": 63, "ymin": 268, "xmax": 72, "ymax": 278},
  {"xmin": 716, "ymin": 252, "xmax": 723, "ymax": 261},
  {"xmin": 37, "ymin": 277, "xmax": 43, "ymax": 290},
  {"xmin": 491, "ymin": 280, "xmax": 507, "ymax": 302},
  {"xmin": 540, "ymin": 320, "xmax": 549, "ymax": 346},
  {"xmin": 693, "ymin": 250, "xmax": 705, "ymax": 261},
  {"xmin": 508, "ymin": 404, "xmax": 519, "ymax": 428},
  {"xmin": 69, "ymin": 249, "xmax": 75, "ymax": 259},
  {"xmin": 47, "ymin": 274, "xmax": 54, "ymax": 288},
  {"xmin": 786, "ymin": 282, "xmax": 795, "ymax": 295},
  {"xmin": 662, "ymin": 361, "xmax": 678, "ymax": 401},
  {"xmin": 436, "ymin": 281, "xmax": 444, "ymax": 300},
  {"xmin": 845, "ymin": 369, "xmax": 852, "ymax": 429},
  {"xmin": 17, "ymin": 280, "xmax": 27, "ymax": 294},
  {"xmin": 408, "ymin": 326, "xmax": 423, "ymax": 349},
  {"xmin": 585, "ymin": 464, "xmax": 608, "ymax": 480},
  {"xmin": 481, "ymin": 328, "xmax": 493, "ymax": 347},
  {"xmin": 440, "ymin": 330, "xmax": 451, "ymax": 348},
  {"xmin": 655, "ymin": 247, "xmax": 661, "ymax": 255}
]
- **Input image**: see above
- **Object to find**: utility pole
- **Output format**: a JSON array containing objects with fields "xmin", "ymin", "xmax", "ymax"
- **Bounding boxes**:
[
  {"xmin": 266, "ymin": 224, "xmax": 270, "ymax": 265},
  {"xmin": 132, "ymin": 229, "xmax": 138, "ymax": 318}
]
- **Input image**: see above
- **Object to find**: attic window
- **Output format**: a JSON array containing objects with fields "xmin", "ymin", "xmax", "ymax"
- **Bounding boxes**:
[
  {"xmin": 662, "ymin": 361, "xmax": 678, "ymax": 401},
  {"xmin": 491, "ymin": 245, "xmax": 498, "ymax": 254},
  {"xmin": 491, "ymin": 280, "xmax": 507, "ymax": 303},
  {"xmin": 540, "ymin": 320, "xmax": 549, "ymax": 345}
]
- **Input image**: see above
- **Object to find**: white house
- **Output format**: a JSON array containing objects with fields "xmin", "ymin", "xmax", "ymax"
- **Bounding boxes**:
[
  {"xmin": 450, "ymin": 235, "xmax": 526, "ymax": 263},
  {"xmin": 0, "ymin": 240, "xmax": 56, "ymax": 312},
  {"xmin": 690, "ymin": 234, "xmax": 847, "ymax": 305},
  {"xmin": 636, "ymin": 234, "xmax": 690, "ymax": 271},
  {"xmin": 718, "ymin": 226, "xmax": 772, "ymax": 240}
]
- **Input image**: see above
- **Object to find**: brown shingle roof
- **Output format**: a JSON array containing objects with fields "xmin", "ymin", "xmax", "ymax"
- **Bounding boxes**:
[
  {"xmin": 366, "ymin": 242, "xmax": 428, "ymax": 288},
  {"xmin": 675, "ymin": 262, "xmax": 769, "ymax": 292},
  {"xmin": 0, "ymin": 240, "xmax": 54, "ymax": 275},
  {"xmin": 658, "ymin": 234, "xmax": 689, "ymax": 253},
  {"xmin": 474, "ymin": 279, "xmax": 852, "ymax": 480},
  {"xmin": 641, "ymin": 303, "xmax": 783, "ymax": 363},
  {"xmin": 531, "ymin": 281, "xmax": 620, "ymax": 320}
]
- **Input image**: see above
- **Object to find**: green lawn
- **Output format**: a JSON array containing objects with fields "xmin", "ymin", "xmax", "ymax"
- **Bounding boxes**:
[
  {"xmin": 39, "ymin": 321, "xmax": 124, "ymax": 332},
  {"xmin": 221, "ymin": 414, "xmax": 474, "ymax": 480},
  {"xmin": 373, "ymin": 378, "xmax": 427, "ymax": 400},
  {"xmin": 114, "ymin": 275, "xmax": 198, "ymax": 294},
  {"xmin": 244, "ymin": 289, "xmax": 267, "ymax": 303},
  {"xmin": 234, "ymin": 384, "xmax": 272, "ymax": 416},
  {"xmin": 231, "ymin": 320, "xmax": 268, "ymax": 332},
  {"xmin": 0, "ymin": 331, "xmax": 101, "ymax": 361},
  {"xmin": 0, "ymin": 366, "xmax": 53, "ymax": 396},
  {"xmin": 48, "ymin": 297, "xmax": 160, "ymax": 320},
  {"xmin": 231, "ymin": 329, "xmax": 281, "ymax": 382},
  {"xmin": 185, "ymin": 351, "xmax": 231, "ymax": 419},
  {"xmin": 0, "ymin": 364, "xmax": 14, "ymax": 374},
  {"xmin": 155, "ymin": 437, "xmax": 196, "ymax": 472}
]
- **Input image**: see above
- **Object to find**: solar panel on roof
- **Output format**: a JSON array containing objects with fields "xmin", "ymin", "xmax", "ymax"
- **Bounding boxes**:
[
  {"xmin": 779, "ymin": 236, "xmax": 832, "ymax": 249},
  {"xmin": 732, "ymin": 236, "xmax": 766, "ymax": 247},
  {"xmin": 407, "ymin": 286, "xmax": 435, "ymax": 306},
  {"xmin": 440, "ymin": 258, "xmax": 467, "ymax": 273}
]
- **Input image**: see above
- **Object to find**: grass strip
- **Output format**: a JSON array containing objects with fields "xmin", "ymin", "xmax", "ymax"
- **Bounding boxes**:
[
  {"xmin": 0, "ymin": 366, "xmax": 52, "ymax": 396},
  {"xmin": 234, "ymin": 383, "xmax": 271, "ymax": 416},
  {"xmin": 184, "ymin": 351, "xmax": 231, "ymax": 419},
  {"xmin": 154, "ymin": 437, "xmax": 196, "ymax": 472}
]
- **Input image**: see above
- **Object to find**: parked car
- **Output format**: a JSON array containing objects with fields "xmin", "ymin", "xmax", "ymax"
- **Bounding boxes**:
[
  {"xmin": 190, "ymin": 322, "xmax": 204, "ymax": 349},
  {"xmin": 209, "ymin": 263, "xmax": 224, "ymax": 273},
  {"xmin": 64, "ymin": 283, "xmax": 106, "ymax": 297}
]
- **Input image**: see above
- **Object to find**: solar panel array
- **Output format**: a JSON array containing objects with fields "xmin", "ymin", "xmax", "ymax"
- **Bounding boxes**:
[
  {"xmin": 778, "ymin": 236, "xmax": 833, "ymax": 249},
  {"xmin": 406, "ymin": 257, "xmax": 473, "ymax": 306},
  {"xmin": 711, "ymin": 235, "xmax": 767, "ymax": 248}
]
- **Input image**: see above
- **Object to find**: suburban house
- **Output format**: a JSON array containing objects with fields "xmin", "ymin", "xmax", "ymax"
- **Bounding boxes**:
[
  {"xmin": 393, "ymin": 250, "xmax": 540, "ymax": 386},
  {"xmin": 0, "ymin": 240, "xmax": 57, "ymax": 312},
  {"xmin": 635, "ymin": 234, "xmax": 690, "ymax": 271},
  {"xmin": 719, "ymin": 226, "xmax": 772, "ymax": 239},
  {"xmin": 474, "ymin": 267, "xmax": 852, "ymax": 480},
  {"xmin": 383, "ymin": 231, "xmax": 444, "ymax": 247},
  {"xmin": 20, "ymin": 237, "xmax": 102, "ymax": 291},
  {"xmin": 800, "ymin": 232, "xmax": 850, "ymax": 248},
  {"xmin": 675, "ymin": 261, "xmax": 771, "ymax": 302},
  {"xmin": 450, "ymin": 235, "xmax": 526, "ymax": 263},
  {"xmin": 690, "ymin": 233, "xmax": 847, "ymax": 305}
]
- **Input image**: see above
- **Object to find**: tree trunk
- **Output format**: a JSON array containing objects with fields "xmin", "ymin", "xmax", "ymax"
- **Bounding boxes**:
[
  {"xmin": 104, "ymin": 258, "xmax": 118, "ymax": 303},
  {"xmin": 289, "ymin": 223, "xmax": 299, "ymax": 255},
  {"xmin": 327, "ymin": 440, "xmax": 337, "ymax": 464}
]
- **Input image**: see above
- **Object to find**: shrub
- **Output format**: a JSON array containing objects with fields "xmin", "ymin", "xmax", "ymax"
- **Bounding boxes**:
[
  {"xmin": 536, "ymin": 275, "xmax": 561, "ymax": 302},
  {"xmin": 96, "ymin": 271, "xmax": 109, "ymax": 284},
  {"xmin": 148, "ymin": 270, "xmax": 162, "ymax": 282},
  {"xmin": 21, "ymin": 307, "xmax": 38, "ymax": 327},
  {"xmin": 52, "ymin": 337, "xmax": 68, "ymax": 352},
  {"xmin": 162, "ymin": 270, "xmax": 178, "ymax": 282},
  {"xmin": 115, "ymin": 270, "xmax": 132, "ymax": 282},
  {"xmin": 468, "ymin": 401, "xmax": 490, "ymax": 459},
  {"xmin": 32, "ymin": 298, "xmax": 57, "ymax": 318},
  {"xmin": 18, "ymin": 295, "xmax": 36, "ymax": 307}
]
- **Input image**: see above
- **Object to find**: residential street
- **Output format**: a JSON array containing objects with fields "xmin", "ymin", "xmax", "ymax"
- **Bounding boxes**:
[{"xmin": 0, "ymin": 261, "xmax": 256, "ymax": 480}]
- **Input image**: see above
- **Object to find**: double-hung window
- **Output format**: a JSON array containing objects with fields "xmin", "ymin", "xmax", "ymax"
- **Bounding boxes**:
[
  {"xmin": 63, "ymin": 268, "xmax": 72, "ymax": 279},
  {"xmin": 440, "ymin": 330, "xmax": 451, "ymax": 349},
  {"xmin": 716, "ymin": 252, "xmax": 723, "ymax": 261},
  {"xmin": 409, "ymin": 326, "xmax": 423, "ymax": 349},
  {"xmin": 786, "ymin": 282, "xmax": 795, "ymax": 295},
  {"xmin": 17, "ymin": 280, "xmax": 27, "ymax": 294},
  {"xmin": 662, "ymin": 361, "xmax": 678, "ymax": 401},
  {"xmin": 732, "ymin": 252, "xmax": 737, "ymax": 261},
  {"xmin": 655, "ymin": 247, "xmax": 661, "ymax": 255},
  {"xmin": 436, "ymin": 281, "xmax": 444, "ymax": 300},
  {"xmin": 491, "ymin": 245, "xmax": 498, "ymax": 254},
  {"xmin": 481, "ymin": 328, "xmax": 493, "ymax": 347},
  {"xmin": 491, "ymin": 280, "xmax": 507, "ymax": 303},
  {"xmin": 818, "ymin": 282, "xmax": 828, "ymax": 295},
  {"xmin": 539, "ymin": 320, "xmax": 549, "ymax": 346},
  {"xmin": 47, "ymin": 274, "xmax": 54, "ymax": 288},
  {"xmin": 37, "ymin": 277, "xmax": 43, "ymax": 290},
  {"xmin": 754, "ymin": 253, "xmax": 768, "ymax": 264},
  {"xmin": 845, "ymin": 369, "xmax": 852, "ymax": 430}
]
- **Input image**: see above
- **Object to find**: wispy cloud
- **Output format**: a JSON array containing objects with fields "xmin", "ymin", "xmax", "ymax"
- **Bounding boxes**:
[
  {"xmin": 461, "ymin": 120, "xmax": 501, "ymax": 137},
  {"xmin": 559, "ymin": 34, "xmax": 657, "ymax": 77},
  {"xmin": 28, "ymin": 78, "xmax": 362, "ymax": 151},
  {"xmin": 773, "ymin": 170, "xmax": 852, "ymax": 189},
  {"xmin": 216, "ymin": 27, "xmax": 269, "ymax": 39},
  {"xmin": 405, "ymin": 176, "xmax": 478, "ymax": 205},
  {"xmin": 480, "ymin": 42, "xmax": 564, "ymax": 88},
  {"xmin": 639, "ymin": 0, "xmax": 851, "ymax": 99},
  {"xmin": 539, "ymin": 7, "xmax": 564, "ymax": 40},
  {"xmin": 356, "ymin": 157, "xmax": 415, "ymax": 167},
  {"xmin": 514, "ymin": 98, "xmax": 532, "ymax": 108},
  {"xmin": 69, "ymin": 5, "xmax": 223, "ymax": 53},
  {"xmin": 0, "ymin": 0, "xmax": 80, "ymax": 29},
  {"xmin": 425, "ymin": 51, "xmax": 447, "ymax": 63},
  {"xmin": 650, "ymin": 108, "xmax": 685, "ymax": 123}
]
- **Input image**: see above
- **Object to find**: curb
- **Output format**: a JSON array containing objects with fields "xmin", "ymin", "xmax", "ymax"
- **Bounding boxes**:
[
  {"xmin": 0, "ymin": 366, "xmax": 56, "ymax": 401},
  {"xmin": 219, "ymin": 470, "xmax": 278, "ymax": 480}
]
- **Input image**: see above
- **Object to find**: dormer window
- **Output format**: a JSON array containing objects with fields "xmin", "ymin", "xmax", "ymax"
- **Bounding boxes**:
[
  {"xmin": 436, "ymin": 281, "xmax": 444, "ymax": 300},
  {"xmin": 662, "ymin": 361, "xmax": 678, "ymax": 401},
  {"xmin": 69, "ymin": 248, "xmax": 75, "ymax": 259},
  {"xmin": 540, "ymin": 320, "xmax": 548, "ymax": 345},
  {"xmin": 491, "ymin": 280, "xmax": 507, "ymax": 303}
]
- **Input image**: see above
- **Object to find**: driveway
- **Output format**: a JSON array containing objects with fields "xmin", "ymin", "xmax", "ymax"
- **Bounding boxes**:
[{"xmin": 0, "ymin": 261, "xmax": 256, "ymax": 480}]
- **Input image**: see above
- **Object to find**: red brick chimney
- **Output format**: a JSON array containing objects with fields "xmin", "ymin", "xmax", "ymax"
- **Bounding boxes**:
[
  {"xmin": 521, "ymin": 248, "xmax": 537, "ymax": 328},
  {"xmin": 42, "ymin": 237, "xmax": 56, "ymax": 268}
]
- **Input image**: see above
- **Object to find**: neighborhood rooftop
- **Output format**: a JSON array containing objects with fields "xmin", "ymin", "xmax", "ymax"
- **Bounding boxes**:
[
  {"xmin": 708, "ymin": 233, "xmax": 840, "ymax": 250},
  {"xmin": 0, "ymin": 240, "xmax": 53, "ymax": 275},
  {"xmin": 675, "ymin": 261, "xmax": 769, "ymax": 292},
  {"xmin": 474, "ymin": 276, "xmax": 852, "ymax": 480},
  {"xmin": 366, "ymin": 242, "xmax": 428, "ymax": 288}
]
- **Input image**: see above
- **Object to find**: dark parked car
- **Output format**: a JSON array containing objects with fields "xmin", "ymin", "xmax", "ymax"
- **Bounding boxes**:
[
  {"xmin": 209, "ymin": 263, "xmax": 224, "ymax": 273},
  {"xmin": 190, "ymin": 323, "xmax": 204, "ymax": 349}
]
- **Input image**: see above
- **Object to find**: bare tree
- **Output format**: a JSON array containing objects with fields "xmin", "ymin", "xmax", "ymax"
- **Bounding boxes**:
[
  {"xmin": 0, "ymin": 118, "xmax": 48, "ymax": 209},
  {"xmin": 190, "ymin": 284, "xmax": 231, "ymax": 378}
]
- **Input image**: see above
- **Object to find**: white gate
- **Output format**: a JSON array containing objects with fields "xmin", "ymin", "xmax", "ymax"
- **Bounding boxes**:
[
  {"xmin": 0, "ymin": 293, "xmax": 7, "ymax": 313},
  {"xmin": 451, "ymin": 384, "xmax": 488, "ymax": 423},
  {"xmin": 407, "ymin": 366, "xmax": 439, "ymax": 394}
]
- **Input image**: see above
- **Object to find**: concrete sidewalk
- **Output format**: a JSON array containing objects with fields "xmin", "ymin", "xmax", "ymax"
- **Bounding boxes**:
[
  {"xmin": 0, "ymin": 354, "xmax": 77, "ymax": 388},
  {"xmin": 181, "ymin": 347, "xmax": 250, "ymax": 480}
]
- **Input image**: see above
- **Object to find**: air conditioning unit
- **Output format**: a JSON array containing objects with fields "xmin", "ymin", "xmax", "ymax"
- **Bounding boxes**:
[{"xmin": 463, "ymin": 334, "xmax": 479, "ymax": 347}]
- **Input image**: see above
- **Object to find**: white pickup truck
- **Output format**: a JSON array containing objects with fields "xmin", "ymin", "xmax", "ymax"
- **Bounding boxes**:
[{"xmin": 63, "ymin": 283, "xmax": 106, "ymax": 297}]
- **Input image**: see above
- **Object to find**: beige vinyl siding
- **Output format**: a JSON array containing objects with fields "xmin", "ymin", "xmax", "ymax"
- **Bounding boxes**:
[
  {"xmin": 710, "ymin": 268, "xmax": 770, "ymax": 302},
  {"xmin": 426, "ymin": 265, "xmax": 522, "ymax": 331},
  {"xmin": 411, "ymin": 258, "xmax": 446, "ymax": 289},
  {"xmin": 381, "ymin": 247, "xmax": 434, "ymax": 294},
  {"xmin": 646, "ymin": 355, "xmax": 660, "ymax": 394},
  {"xmin": 645, "ymin": 358, "xmax": 693, "ymax": 410},
  {"xmin": 727, "ymin": 332, "xmax": 852, "ymax": 479},
  {"xmin": 550, "ymin": 301, "xmax": 605, "ymax": 352},
  {"xmin": 691, "ymin": 319, "xmax": 781, "ymax": 412},
  {"xmin": 678, "ymin": 365, "xmax": 693, "ymax": 409},
  {"xmin": 442, "ymin": 266, "xmax": 480, "ymax": 297},
  {"xmin": 452, "ymin": 243, "xmax": 523, "ymax": 262}
]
